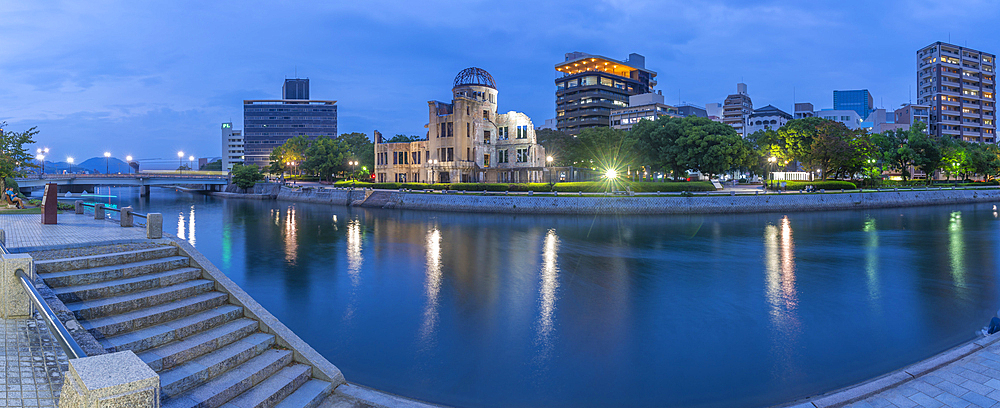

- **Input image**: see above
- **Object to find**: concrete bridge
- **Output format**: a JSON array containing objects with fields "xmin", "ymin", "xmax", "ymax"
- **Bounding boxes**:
[{"xmin": 14, "ymin": 173, "xmax": 229, "ymax": 196}]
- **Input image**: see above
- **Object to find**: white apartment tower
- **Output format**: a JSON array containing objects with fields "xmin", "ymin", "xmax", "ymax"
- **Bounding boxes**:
[
  {"xmin": 917, "ymin": 42, "xmax": 997, "ymax": 143},
  {"xmin": 221, "ymin": 122, "xmax": 244, "ymax": 171},
  {"xmin": 723, "ymin": 83, "xmax": 753, "ymax": 136}
]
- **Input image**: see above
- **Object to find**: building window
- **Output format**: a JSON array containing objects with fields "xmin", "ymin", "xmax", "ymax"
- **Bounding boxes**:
[
  {"xmin": 447, "ymin": 148, "xmax": 454, "ymax": 162},
  {"xmin": 483, "ymin": 110, "xmax": 489, "ymax": 120},
  {"xmin": 600, "ymin": 77, "xmax": 613, "ymax": 87},
  {"xmin": 498, "ymin": 149, "xmax": 508, "ymax": 164},
  {"xmin": 426, "ymin": 151, "xmax": 430, "ymax": 162},
  {"xmin": 467, "ymin": 147, "xmax": 470, "ymax": 161},
  {"xmin": 484, "ymin": 154, "xmax": 491, "ymax": 168},
  {"xmin": 516, "ymin": 148, "xmax": 529, "ymax": 163},
  {"xmin": 582, "ymin": 76, "xmax": 598, "ymax": 86},
  {"xmin": 392, "ymin": 152, "xmax": 397, "ymax": 165},
  {"xmin": 516, "ymin": 125, "xmax": 528, "ymax": 139},
  {"xmin": 448, "ymin": 122, "xmax": 453, "ymax": 137},
  {"xmin": 467, "ymin": 123, "xmax": 470, "ymax": 137},
  {"xmin": 484, "ymin": 130, "xmax": 491, "ymax": 144}
]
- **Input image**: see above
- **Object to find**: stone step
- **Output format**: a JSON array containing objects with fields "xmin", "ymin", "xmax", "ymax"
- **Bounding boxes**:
[
  {"xmin": 82, "ymin": 291, "xmax": 229, "ymax": 338},
  {"xmin": 161, "ymin": 349, "xmax": 293, "ymax": 408},
  {"xmin": 273, "ymin": 379, "xmax": 335, "ymax": 408},
  {"xmin": 156, "ymin": 332, "xmax": 275, "ymax": 396},
  {"xmin": 141, "ymin": 319, "xmax": 261, "ymax": 373},
  {"xmin": 66, "ymin": 279, "xmax": 216, "ymax": 320},
  {"xmin": 52, "ymin": 267, "xmax": 202, "ymax": 303},
  {"xmin": 220, "ymin": 364, "xmax": 312, "ymax": 408},
  {"xmin": 100, "ymin": 304, "xmax": 244, "ymax": 354},
  {"xmin": 34, "ymin": 246, "xmax": 178, "ymax": 274},
  {"xmin": 39, "ymin": 255, "xmax": 190, "ymax": 288}
]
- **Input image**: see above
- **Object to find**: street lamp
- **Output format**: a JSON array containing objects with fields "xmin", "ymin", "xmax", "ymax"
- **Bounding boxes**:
[
  {"xmin": 67, "ymin": 157, "xmax": 74, "ymax": 174},
  {"xmin": 104, "ymin": 152, "xmax": 111, "ymax": 174},
  {"xmin": 349, "ymin": 160, "xmax": 358, "ymax": 179},
  {"xmin": 126, "ymin": 156, "xmax": 133, "ymax": 174},
  {"xmin": 177, "ymin": 151, "xmax": 184, "ymax": 174},
  {"xmin": 546, "ymin": 156, "xmax": 554, "ymax": 183},
  {"xmin": 767, "ymin": 156, "xmax": 777, "ymax": 190},
  {"xmin": 36, "ymin": 154, "xmax": 45, "ymax": 178}
]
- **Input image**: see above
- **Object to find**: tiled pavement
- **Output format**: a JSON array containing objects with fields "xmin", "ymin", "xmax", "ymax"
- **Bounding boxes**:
[
  {"xmin": 0, "ymin": 315, "xmax": 69, "ymax": 408},
  {"xmin": 1, "ymin": 213, "xmax": 146, "ymax": 251},
  {"xmin": 839, "ymin": 341, "xmax": 1000, "ymax": 408},
  {"xmin": 1, "ymin": 213, "xmax": 148, "ymax": 407}
]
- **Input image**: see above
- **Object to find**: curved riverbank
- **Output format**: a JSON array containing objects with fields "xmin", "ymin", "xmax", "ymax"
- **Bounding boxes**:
[{"xmin": 274, "ymin": 186, "xmax": 1000, "ymax": 214}]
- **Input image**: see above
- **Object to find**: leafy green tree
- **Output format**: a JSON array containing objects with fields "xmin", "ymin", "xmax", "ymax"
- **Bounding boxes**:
[
  {"xmin": 267, "ymin": 135, "xmax": 311, "ymax": 174},
  {"xmin": 809, "ymin": 120, "xmax": 868, "ymax": 179},
  {"xmin": 231, "ymin": 164, "xmax": 263, "ymax": 189},
  {"xmin": 970, "ymin": 144, "xmax": 1000, "ymax": 180},
  {"xmin": 774, "ymin": 117, "xmax": 828, "ymax": 167},
  {"xmin": 0, "ymin": 123, "xmax": 39, "ymax": 179},
  {"xmin": 634, "ymin": 116, "xmax": 753, "ymax": 179},
  {"xmin": 872, "ymin": 127, "xmax": 915, "ymax": 180},
  {"xmin": 385, "ymin": 134, "xmax": 421, "ymax": 143},
  {"xmin": 302, "ymin": 136, "xmax": 350, "ymax": 181},
  {"xmin": 908, "ymin": 129, "xmax": 943, "ymax": 184},
  {"xmin": 565, "ymin": 127, "xmax": 639, "ymax": 173},
  {"xmin": 535, "ymin": 129, "xmax": 577, "ymax": 166},
  {"xmin": 745, "ymin": 129, "xmax": 782, "ymax": 178},
  {"xmin": 337, "ymin": 132, "xmax": 374, "ymax": 174}
]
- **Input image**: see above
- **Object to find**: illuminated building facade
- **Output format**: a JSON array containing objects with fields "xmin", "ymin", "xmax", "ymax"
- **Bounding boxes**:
[
  {"xmin": 242, "ymin": 78, "xmax": 338, "ymax": 167},
  {"xmin": 221, "ymin": 122, "xmax": 243, "ymax": 171},
  {"xmin": 610, "ymin": 92, "xmax": 680, "ymax": 131},
  {"xmin": 833, "ymin": 89, "xmax": 874, "ymax": 120},
  {"xmin": 555, "ymin": 52, "xmax": 657, "ymax": 134},
  {"xmin": 917, "ymin": 42, "xmax": 997, "ymax": 142},
  {"xmin": 375, "ymin": 68, "xmax": 546, "ymax": 183}
]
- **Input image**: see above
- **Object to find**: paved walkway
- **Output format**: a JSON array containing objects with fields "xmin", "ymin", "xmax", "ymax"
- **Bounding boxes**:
[
  {"xmin": 2, "ymin": 213, "xmax": 146, "ymax": 251},
  {"xmin": 0, "ymin": 315, "xmax": 69, "ymax": 408},
  {"xmin": 841, "ymin": 339, "xmax": 1000, "ymax": 408}
]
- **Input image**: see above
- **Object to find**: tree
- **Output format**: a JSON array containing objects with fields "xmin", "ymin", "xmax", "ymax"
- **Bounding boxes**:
[
  {"xmin": 746, "ymin": 128, "xmax": 782, "ymax": 178},
  {"xmin": 872, "ymin": 127, "xmax": 914, "ymax": 180},
  {"xmin": 634, "ymin": 116, "xmax": 753, "ymax": 179},
  {"xmin": 385, "ymin": 134, "xmax": 420, "ymax": 143},
  {"xmin": 200, "ymin": 159, "xmax": 222, "ymax": 171},
  {"xmin": 231, "ymin": 164, "xmax": 263, "ymax": 190},
  {"xmin": 268, "ymin": 135, "xmax": 311, "ymax": 174},
  {"xmin": 907, "ymin": 129, "xmax": 943, "ymax": 184},
  {"xmin": 337, "ymin": 132, "xmax": 374, "ymax": 175},
  {"xmin": 302, "ymin": 136, "xmax": 350, "ymax": 181},
  {"xmin": 535, "ymin": 129, "xmax": 577, "ymax": 166},
  {"xmin": 566, "ymin": 127, "xmax": 639, "ymax": 173},
  {"xmin": 775, "ymin": 117, "xmax": 828, "ymax": 167},
  {"xmin": 809, "ymin": 120, "xmax": 866, "ymax": 179},
  {"xmin": 0, "ymin": 123, "xmax": 39, "ymax": 179}
]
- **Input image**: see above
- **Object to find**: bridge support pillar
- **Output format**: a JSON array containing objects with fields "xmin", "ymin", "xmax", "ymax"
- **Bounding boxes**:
[{"xmin": 139, "ymin": 185, "xmax": 150, "ymax": 197}]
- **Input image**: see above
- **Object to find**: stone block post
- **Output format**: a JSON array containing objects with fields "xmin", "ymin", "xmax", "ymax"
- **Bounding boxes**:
[
  {"xmin": 1, "ymin": 252, "xmax": 34, "ymax": 318},
  {"xmin": 146, "ymin": 213, "xmax": 162, "ymax": 239},
  {"xmin": 120, "ymin": 206, "xmax": 133, "ymax": 228},
  {"xmin": 94, "ymin": 204, "xmax": 105, "ymax": 220},
  {"xmin": 58, "ymin": 350, "xmax": 160, "ymax": 408},
  {"xmin": 75, "ymin": 200, "xmax": 84, "ymax": 214}
]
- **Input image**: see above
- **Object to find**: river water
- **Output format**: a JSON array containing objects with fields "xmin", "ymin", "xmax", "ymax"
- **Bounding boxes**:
[{"xmin": 87, "ymin": 187, "xmax": 1000, "ymax": 407}]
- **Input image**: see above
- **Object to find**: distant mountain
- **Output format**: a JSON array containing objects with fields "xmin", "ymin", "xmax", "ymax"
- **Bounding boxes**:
[{"xmin": 41, "ymin": 157, "xmax": 132, "ymax": 174}]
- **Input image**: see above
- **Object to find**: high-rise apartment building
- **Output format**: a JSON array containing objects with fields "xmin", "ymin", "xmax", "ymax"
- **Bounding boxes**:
[
  {"xmin": 722, "ymin": 83, "xmax": 752, "ymax": 136},
  {"xmin": 833, "ymin": 90, "xmax": 874, "ymax": 119},
  {"xmin": 555, "ymin": 52, "xmax": 657, "ymax": 134},
  {"xmin": 917, "ymin": 42, "xmax": 997, "ymax": 143},
  {"xmin": 243, "ymin": 79, "xmax": 338, "ymax": 167},
  {"xmin": 221, "ymin": 122, "xmax": 244, "ymax": 171}
]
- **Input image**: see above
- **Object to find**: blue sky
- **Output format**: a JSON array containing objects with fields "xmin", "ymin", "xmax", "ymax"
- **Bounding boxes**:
[{"xmin": 1, "ymin": 1, "xmax": 997, "ymax": 166}]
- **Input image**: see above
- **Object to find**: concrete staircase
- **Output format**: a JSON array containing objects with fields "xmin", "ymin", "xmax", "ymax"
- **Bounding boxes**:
[{"xmin": 36, "ymin": 245, "xmax": 342, "ymax": 408}]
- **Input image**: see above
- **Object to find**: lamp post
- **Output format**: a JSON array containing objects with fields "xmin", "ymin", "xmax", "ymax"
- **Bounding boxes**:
[
  {"xmin": 104, "ymin": 151, "xmax": 111, "ymax": 174},
  {"xmin": 67, "ymin": 157, "xmax": 74, "ymax": 174},
  {"xmin": 546, "ymin": 155, "xmax": 553, "ymax": 183},
  {"xmin": 126, "ymin": 156, "xmax": 133, "ymax": 174},
  {"xmin": 767, "ymin": 156, "xmax": 777, "ymax": 191},
  {"xmin": 189, "ymin": 156, "xmax": 195, "ymax": 171},
  {"xmin": 177, "ymin": 151, "xmax": 184, "ymax": 174},
  {"xmin": 349, "ymin": 161, "xmax": 358, "ymax": 180},
  {"xmin": 36, "ymin": 154, "xmax": 45, "ymax": 178}
]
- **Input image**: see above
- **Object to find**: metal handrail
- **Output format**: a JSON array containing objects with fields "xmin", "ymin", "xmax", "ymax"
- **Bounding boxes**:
[
  {"xmin": 0, "ymin": 240, "xmax": 87, "ymax": 359},
  {"xmin": 16, "ymin": 270, "xmax": 87, "ymax": 359},
  {"xmin": 77, "ymin": 202, "xmax": 148, "ymax": 218}
]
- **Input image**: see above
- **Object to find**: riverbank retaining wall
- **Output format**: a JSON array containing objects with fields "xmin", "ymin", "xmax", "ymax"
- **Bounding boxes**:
[{"xmin": 276, "ymin": 187, "xmax": 1000, "ymax": 214}]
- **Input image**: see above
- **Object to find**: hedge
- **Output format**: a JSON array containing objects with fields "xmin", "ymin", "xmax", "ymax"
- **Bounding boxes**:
[
  {"xmin": 326, "ymin": 180, "xmax": 716, "ymax": 192},
  {"xmin": 779, "ymin": 181, "xmax": 857, "ymax": 190}
]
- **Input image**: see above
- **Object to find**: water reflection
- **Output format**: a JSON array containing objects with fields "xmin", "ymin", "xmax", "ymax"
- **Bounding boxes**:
[
  {"xmin": 534, "ymin": 229, "xmax": 560, "ymax": 362},
  {"xmin": 347, "ymin": 219, "xmax": 363, "ymax": 287},
  {"xmin": 284, "ymin": 206, "xmax": 298, "ymax": 264},
  {"xmin": 949, "ymin": 211, "xmax": 966, "ymax": 288},
  {"xmin": 864, "ymin": 217, "xmax": 881, "ymax": 303},
  {"xmin": 188, "ymin": 206, "xmax": 196, "ymax": 246},
  {"xmin": 177, "ymin": 211, "xmax": 185, "ymax": 241},
  {"xmin": 419, "ymin": 227, "xmax": 443, "ymax": 349},
  {"xmin": 764, "ymin": 216, "xmax": 800, "ymax": 378}
]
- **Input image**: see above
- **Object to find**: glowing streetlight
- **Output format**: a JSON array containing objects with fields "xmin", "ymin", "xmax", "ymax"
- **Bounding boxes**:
[
  {"xmin": 604, "ymin": 169, "xmax": 618, "ymax": 180},
  {"xmin": 126, "ymin": 156, "xmax": 133, "ymax": 174},
  {"xmin": 177, "ymin": 151, "xmax": 184, "ymax": 173},
  {"xmin": 36, "ymin": 154, "xmax": 45, "ymax": 178},
  {"xmin": 104, "ymin": 151, "xmax": 111, "ymax": 174},
  {"xmin": 67, "ymin": 157, "xmax": 74, "ymax": 174}
]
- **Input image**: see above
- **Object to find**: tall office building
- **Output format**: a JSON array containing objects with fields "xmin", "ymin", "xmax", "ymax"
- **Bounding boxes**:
[
  {"xmin": 243, "ymin": 78, "xmax": 338, "ymax": 167},
  {"xmin": 554, "ymin": 52, "xmax": 657, "ymax": 134},
  {"xmin": 833, "ymin": 89, "xmax": 874, "ymax": 119},
  {"xmin": 722, "ymin": 83, "xmax": 752, "ymax": 136},
  {"xmin": 221, "ymin": 122, "xmax": 244, "ymax": 171},
  {"xmin": 918, "ymin": 42, "xmax": 996, "ymax": 143}
]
